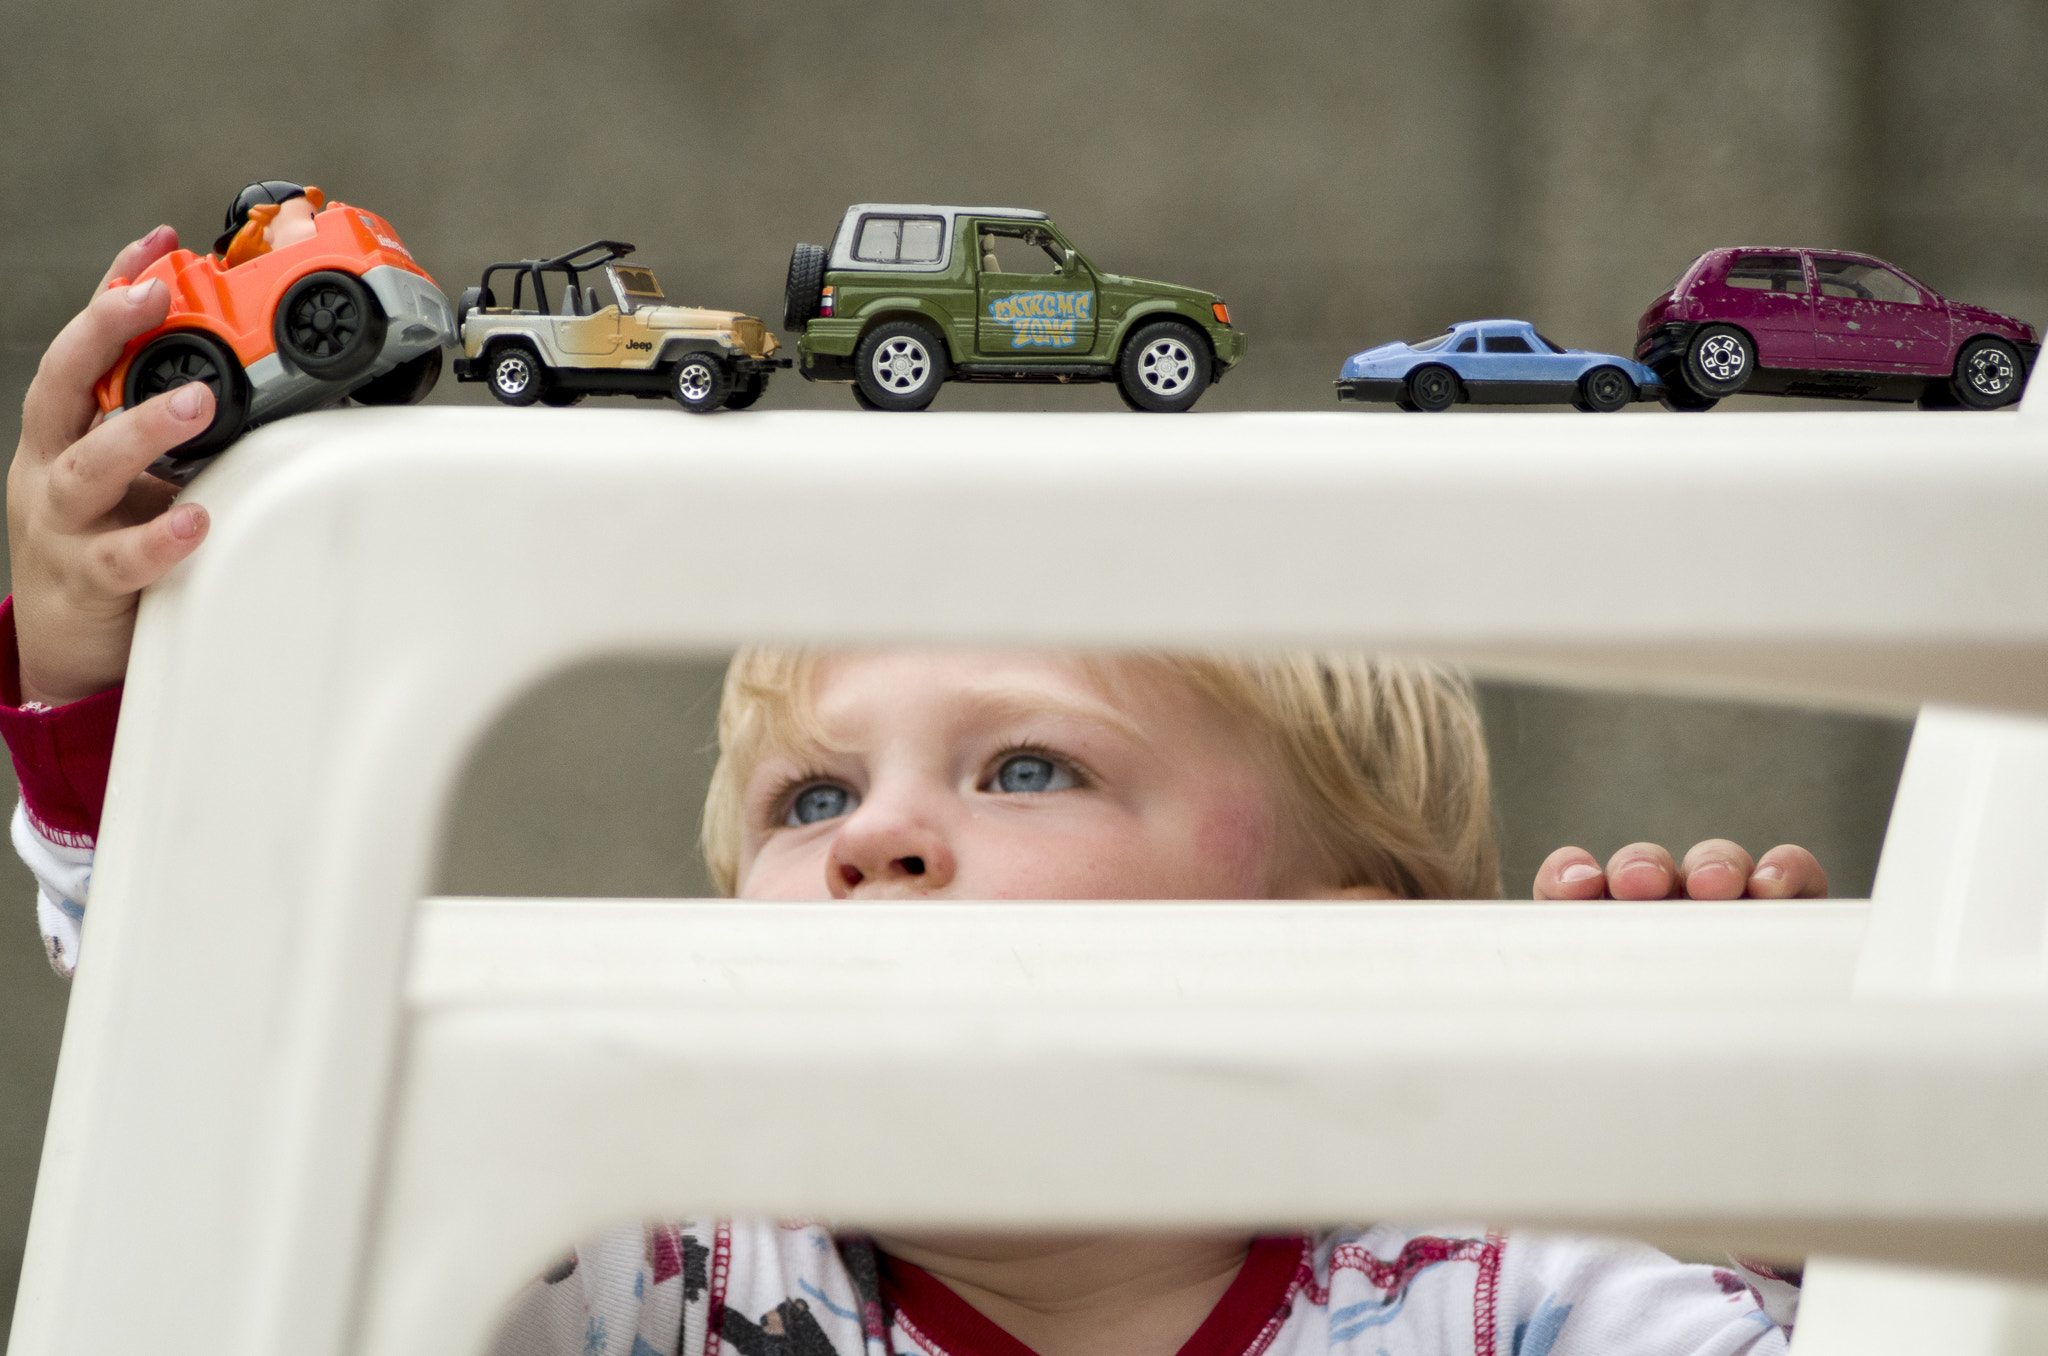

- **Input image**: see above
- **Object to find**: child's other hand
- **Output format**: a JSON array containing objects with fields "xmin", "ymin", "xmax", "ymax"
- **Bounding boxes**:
[
  {"xmin": 1533, "ymin": 840, "xmax": 1827, "ymax": 900},
  {"xmin": 9, "ymin": 228, "xmax": 212, "ymax": 706}
]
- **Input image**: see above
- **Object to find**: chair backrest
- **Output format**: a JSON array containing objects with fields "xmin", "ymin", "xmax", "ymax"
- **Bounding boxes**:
[{"xmin": 12, "ymin": 390, "xmax": 2048, "ymax": 1356}]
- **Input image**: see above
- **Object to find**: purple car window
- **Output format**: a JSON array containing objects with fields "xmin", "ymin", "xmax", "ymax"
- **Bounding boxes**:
[
  {"xmin": 1455, "ymin": 335, "xmax": 1478, "ymax": 353},
  {"xmin": 1483, "ymin": 334, "xmax": 1533, "ymax": 353},
  {"xmin": 1723, "ymin": 254, "xmax": 1809, "ymax": 294},
  {"xmin": 1814, "ymin": 257, "xmax": 1923, "ymax": 305},
  {"xmin": 1409, "ymin": 330, "xmax": 1455, "ymax": 352}
]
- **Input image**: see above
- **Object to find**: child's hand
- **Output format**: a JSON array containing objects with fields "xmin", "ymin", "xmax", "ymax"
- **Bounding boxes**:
[
  {"xmin": 9, "ymin": 228, "xmax": 212, "ymax": 707},
  {"xmin": 1534, "ymin": 840, "xmax": 1827, "ymax": 900}
]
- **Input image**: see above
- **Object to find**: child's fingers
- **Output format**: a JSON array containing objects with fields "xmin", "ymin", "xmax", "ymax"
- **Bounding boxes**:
[
  {"xmin": 1676, "ymin": 839, "xmax": 1755, "ymax": 900},
  {"xmin": 1604, "ymin": 843, "xmax": 1680, "ymax": 899},
  {"xmin": 20, "ymin": 274, "xmax": 176, "ymax": 457},
  {"xmin": 79, "ymin": 502, "xmax": 209, "ymax": 597},
  {"xmin": 94, "ymin": 225, "xmax": 179, "ymax": 293},
  {"xmin": 1533, "ymin": 846, "xmax": 1608, "ymax": 899},
  {"xmin": 1747, "ymin": 844, "xmax": 1828, "ymax": 899},
  {"xmin": 45, "ymin": 382, "xmax": 212, "ymax": 528}
]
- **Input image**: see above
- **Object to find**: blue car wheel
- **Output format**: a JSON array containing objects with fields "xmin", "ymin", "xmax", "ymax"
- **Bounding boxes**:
[
  {"xmin": 1576, "ymin": 365, "xmax": 1634, "ymax": 413},
  {"xmin": 1407, "ymin": 364, "xmax": 1459, "ymax": 412}
]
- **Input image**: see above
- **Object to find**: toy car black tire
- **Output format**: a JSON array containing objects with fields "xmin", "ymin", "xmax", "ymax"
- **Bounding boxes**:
[
  {"xmin": 351, "ymin": 350, "xmax": 443, "ymax": 407},
  {"xmin": 541, "ymin": 390, "xmax": 586, "ymax": 407},
  {"xmin": 1952, "ymin": 337, "xmax": 2025, "ymax": 410},
  {"xmin": 724, "ymin": 373, "xmax": 769, "ymax": 410},
  {"xmin": 1118, "ymin": 321, "xmax": 1211, "ymax": 413},
  {"xmin": 672, "ymin": 352, "xmax": 732, "ymax": 413},
  {"xmin": 124, "ymin": 330, "xmax": 250, "ymax": 460},
  {"xmin": 855, "ymin": 321, "xmax": 949, "ymax": 412},
  {"xmin": 1405, "ymin": 364, "xmax": 1459, "ymax": 413},
  {"xmin": 784, "ymin": 244, "xmax": 828, "ymax": 332},
  {"xmin": 275, "ymin": 271, "xmax": 386, "ymax": 381},
  {"xmin": 484, "ymin": 343, "xmax": 548, "ymax": 406},
  {"xmin": 1654, "ymin": 366, "xmax": 1718, "ymax": 411},
  {"xmin": 1682, "ymin": 324, "xmax": 1753, "ymax": 399},
  {"xmin": 1576, "ymin": 365, "xmax": 1634, "ymax": 413}
]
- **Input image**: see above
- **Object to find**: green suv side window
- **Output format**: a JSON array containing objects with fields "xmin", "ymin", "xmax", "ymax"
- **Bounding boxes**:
[{"xmin": 853, "ymin": 215, "xmax": 945, "ymax": 265}]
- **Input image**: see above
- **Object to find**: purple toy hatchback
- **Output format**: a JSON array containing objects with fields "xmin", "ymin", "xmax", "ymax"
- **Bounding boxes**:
[{"xmin": 1635, "ymin": 248, "xmax": 2037, "ymax": 410}]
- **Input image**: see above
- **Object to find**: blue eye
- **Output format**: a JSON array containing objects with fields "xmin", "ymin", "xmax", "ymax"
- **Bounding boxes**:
[
  {"xmin": 994, "ymin": 754, "xmax": 1076, "ymax": 794},
  {"xmin": 785, "ymin": 783, "xmax": 857, "ymax": 826}
]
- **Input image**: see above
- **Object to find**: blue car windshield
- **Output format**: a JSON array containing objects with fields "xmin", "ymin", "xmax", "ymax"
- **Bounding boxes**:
[
  {"xmin": 1409, "ymin": 330, "xmax": 1455, "ymax": 352},
  {"xmin": 1534, "ymin": 332, "xmax": 1568, "ymax": 354}
]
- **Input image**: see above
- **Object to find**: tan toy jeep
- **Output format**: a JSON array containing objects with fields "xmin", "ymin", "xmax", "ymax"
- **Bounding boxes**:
[{"xmin": 454, "ymin": 240, "xmax": 787, "ymax": 412}]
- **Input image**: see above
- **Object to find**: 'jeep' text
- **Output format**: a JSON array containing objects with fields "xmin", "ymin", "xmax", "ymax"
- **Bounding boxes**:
[{"xmin": 987, "ymin": 290, "xmax": 1092, "ymax": 347}]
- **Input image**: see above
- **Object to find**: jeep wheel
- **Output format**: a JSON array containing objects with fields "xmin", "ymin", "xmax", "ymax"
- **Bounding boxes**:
[
  {"xmin": 1574, "ymin": 365, "xmax": 1634, "ymax": 413},
  {"xmin": 855, "ymin": 322, "xmax": 948, "ymax": 411},
  {"xmin": 275, "ymin": 271, "xmax": 386, "ymax": 381},
  {"xmin": 1683, "ymin": 324, "xmax": 1753, "ymax": 399},
  {"xmin": 724, "ymin": 373, "xmax": 769, "ymax": 410},
  {"xmin": 784, "ymin": 244, "xmax": 828, "ymax": 332},
  {"xmin": 485, "ymin": 343, "xmax": 547, "ymax": 406},
  {"xmin": 1953, "ymin": 337, "xmax": 2025, "ymax": 409},
  {"xmin": 672, "ymin": 352, "xmax": 732, "ymax": 413},
  {"xmin": 351, "ymin": 350, "xmax": 443, "ymax": 406},
  {"xmin": 1405, "ymin": 364, "xmax": 1459, "ymax": 413},
  {"xmin": 1118, "ymin": 321, "xmax": 1211, "ymax": 412},
  {"xmin": 125, "ymin": 330, "xmax": 250, "ymax": 460}
]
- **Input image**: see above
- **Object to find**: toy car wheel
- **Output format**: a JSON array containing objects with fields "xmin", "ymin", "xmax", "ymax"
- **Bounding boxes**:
[
  {"xmin": 855, "ymin": 321, "xmax": 949, "ymax": 411},
  {"xmin": 672, "ymin": 353, "xmax": 733, "ymax": 413},
  {"xmin": 1119, "ymin": 322, "xmax": 1211, "ymax": 413},
  {"xmin": 485, "ymin": 343, "xmax": 548, "ymax": 406},
  {"xmin": 1576, "ymin": 365, "xmax": 1635, "ymax": 413},
  {"xmin": 783, "ymin": 244, "xmax": 829, "ymax": 332},
  {"xmin": 275, "ymin": 271, "xmax": 387, "ymax": 382},
  {"xmin": 1682, "ymin": 324, "xmax": 1753, "ymax": 398},
  {"xmin": 1655, "ymin": 367, "xmax": 1718, "ymax": 411},
  {"xmin": 724, "ymin": 373, "xmax": 769, "ymax": 410},
  {"xmin": 350, "ymin": 350, "xmax": 443, "ymax": 407},
  {"xmin": 124, "ymin": 330, "xmax": 250, "ymax": 460},
  {"xmin": 541, "ymin": 390, "xmax": 586, "ymax": 407},
  {"xmin": 1952, "ymin": 337, "xmax": 2025, "ymax": 409},
  {"xmin": 1405, "ymin": 364, "xmax": 1459, "ymax": 413},
  {"xmin": 850, "ymin": 385, "xmax": 881, "ymax": 411}
]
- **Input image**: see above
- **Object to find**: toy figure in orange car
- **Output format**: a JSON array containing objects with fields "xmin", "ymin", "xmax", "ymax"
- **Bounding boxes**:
[
  {"xmin": 216, "ymin": 181, "xmax": 327, "ymax": 268},
  {"xmin": 93, "ymin": 181, "xmax": 455, "ymax": 482}
]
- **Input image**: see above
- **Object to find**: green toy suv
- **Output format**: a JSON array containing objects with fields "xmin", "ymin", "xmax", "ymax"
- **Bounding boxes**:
[{"xmin": 783, "ymin": 205, "xmax": 1246, "ymax": 412}]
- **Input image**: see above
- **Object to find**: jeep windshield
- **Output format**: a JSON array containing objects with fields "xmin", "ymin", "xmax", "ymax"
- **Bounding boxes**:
[{"xmin": 611, "ymin": 265, "xmax": 665, "ymax": 312}]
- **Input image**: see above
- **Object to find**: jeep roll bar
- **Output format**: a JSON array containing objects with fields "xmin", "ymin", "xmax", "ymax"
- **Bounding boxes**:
[{"xmin": 472, "ymin": 241, "xmax": 639, "ymax": 315}]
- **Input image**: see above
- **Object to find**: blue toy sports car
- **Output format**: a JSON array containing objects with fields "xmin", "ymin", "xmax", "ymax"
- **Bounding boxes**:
[{"xmin": 1336, "ymin": 319, "xmax": 1666, "ymax": 412}]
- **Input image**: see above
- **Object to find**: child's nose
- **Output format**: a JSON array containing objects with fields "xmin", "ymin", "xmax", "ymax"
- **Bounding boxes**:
[{"xmin": 826, "ymin": 804, "xmax": 957, "ymax": 897}]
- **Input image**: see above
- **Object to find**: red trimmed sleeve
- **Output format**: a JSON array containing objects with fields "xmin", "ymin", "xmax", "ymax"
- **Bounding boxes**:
[{"xmin": 0, "ymin": 596, "xmax": 122, "ymax": 846}]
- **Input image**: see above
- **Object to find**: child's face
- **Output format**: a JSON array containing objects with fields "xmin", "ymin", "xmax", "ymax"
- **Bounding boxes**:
[{"xmin": 735, "ymin": 651, "xmax": 1380, "ymax": 902}]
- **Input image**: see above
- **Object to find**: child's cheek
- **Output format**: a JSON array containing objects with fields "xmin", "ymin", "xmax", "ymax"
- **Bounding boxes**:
[{"xmin": 1187, "ymin": 793, "xmax": 1283, "ymax": 898}]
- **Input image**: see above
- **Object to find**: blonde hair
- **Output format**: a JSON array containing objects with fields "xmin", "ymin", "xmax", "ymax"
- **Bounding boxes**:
[{"xmin": 701, "ymin": 650, "xmax": 1500, "ymax": 900}]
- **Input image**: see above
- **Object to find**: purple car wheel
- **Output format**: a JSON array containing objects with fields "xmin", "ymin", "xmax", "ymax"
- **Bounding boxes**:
[
  {"xmin": 1682, "ymin": 324, "xmax": 1753, "ymax": 399},
  {"xmin": 1953, "ymin": 337, "xmax": 2024, "ymax": 410}
]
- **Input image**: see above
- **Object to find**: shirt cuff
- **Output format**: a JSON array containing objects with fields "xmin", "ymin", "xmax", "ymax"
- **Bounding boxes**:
[{"xmin": 0, "ymin": 596, "xmax": 122, "ymax": 846}]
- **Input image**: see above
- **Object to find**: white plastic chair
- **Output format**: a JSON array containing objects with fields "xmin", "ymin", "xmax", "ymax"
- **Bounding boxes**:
[{"xmin": 10, "ymin": 386, "xmax": 2048, "ymax": 1356}]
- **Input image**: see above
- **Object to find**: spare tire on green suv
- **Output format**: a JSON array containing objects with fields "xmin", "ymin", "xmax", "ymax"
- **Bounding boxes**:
[{"xmin": 785, "ymin": 204, "xmax": 1246, "ymax": 412}]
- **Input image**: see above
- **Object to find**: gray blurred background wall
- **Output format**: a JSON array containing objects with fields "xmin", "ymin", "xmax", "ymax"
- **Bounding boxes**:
[{"xmin": 3, "ymin": 0, "xmax": 2042, "ymax": 1340}]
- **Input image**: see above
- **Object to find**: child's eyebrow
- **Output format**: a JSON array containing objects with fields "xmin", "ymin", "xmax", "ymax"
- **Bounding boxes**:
[{"xmin": 947, "ymin": 683, "xmax": 1154, "ymax": 748}]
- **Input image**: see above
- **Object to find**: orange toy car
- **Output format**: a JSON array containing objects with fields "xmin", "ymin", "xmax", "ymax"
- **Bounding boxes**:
[{"xmin": 96, "ymin": 189, "xmax": 454, "ymax": 479}]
